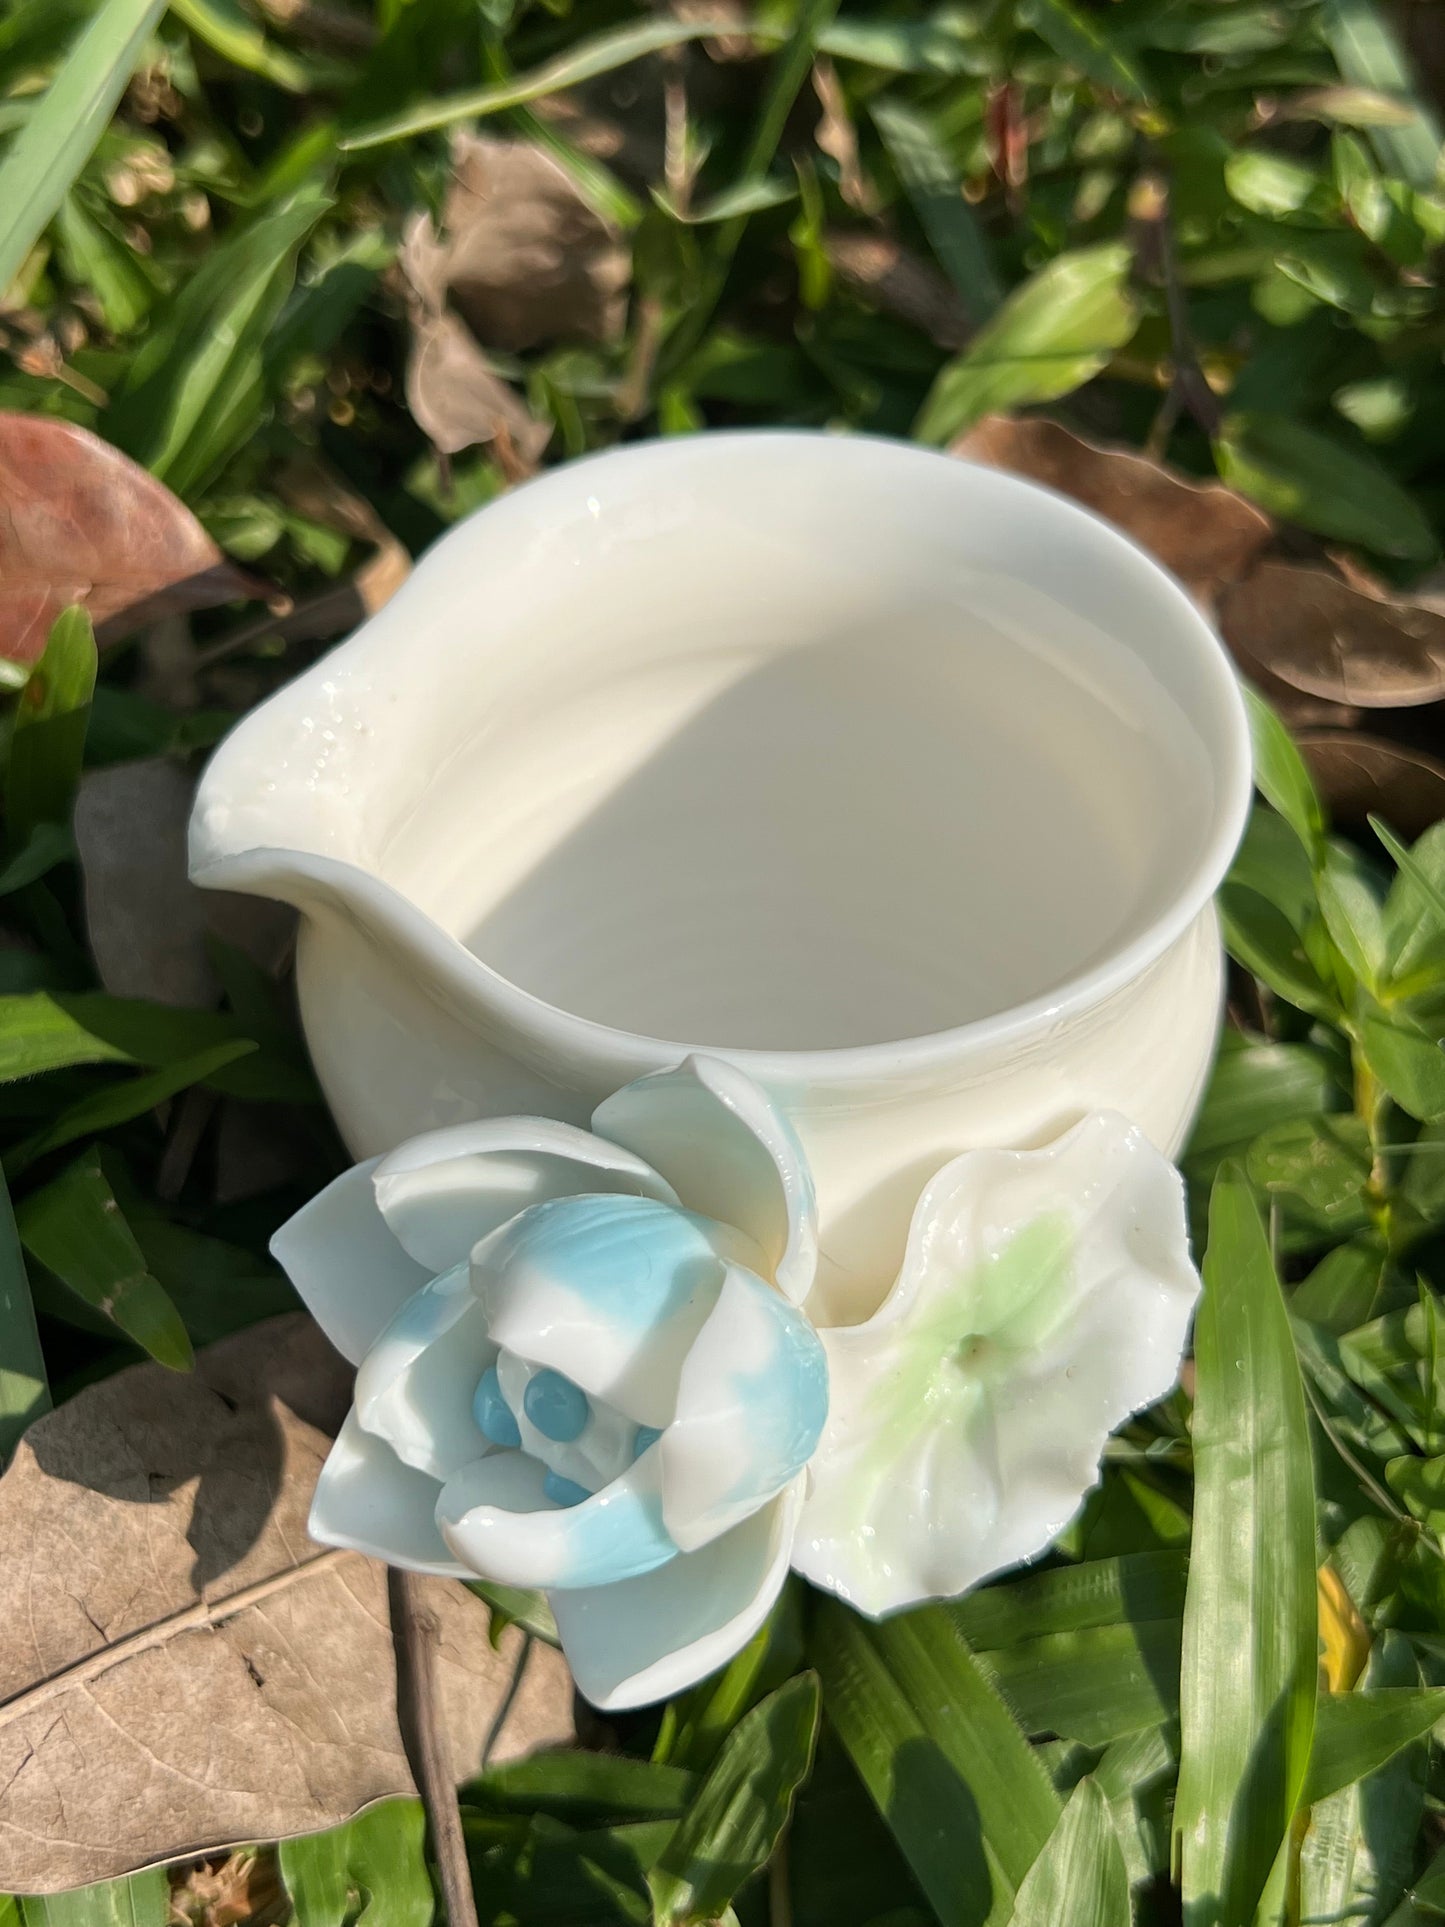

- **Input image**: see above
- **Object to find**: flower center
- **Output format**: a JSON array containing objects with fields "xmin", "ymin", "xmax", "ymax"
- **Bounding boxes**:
[{"xmin": 473, "ymin": 1357, "xmax": 661, "ymax": 1507}]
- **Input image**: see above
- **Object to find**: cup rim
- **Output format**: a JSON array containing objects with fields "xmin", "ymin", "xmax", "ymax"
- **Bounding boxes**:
[{"xmin": 196, "ymin": 429, "xmax": 1254, "ymax": 1082}]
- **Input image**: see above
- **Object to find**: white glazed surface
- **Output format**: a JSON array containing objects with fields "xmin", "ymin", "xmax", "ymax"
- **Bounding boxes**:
[{"xmin": 190, "ymin": 431, "xmax": 1251, "ymax": 1325}]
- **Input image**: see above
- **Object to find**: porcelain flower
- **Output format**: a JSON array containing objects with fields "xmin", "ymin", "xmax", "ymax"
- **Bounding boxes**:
[{"xmin": 271, "ymin": 1058, "xmax": 1202, "ymax": 1707}]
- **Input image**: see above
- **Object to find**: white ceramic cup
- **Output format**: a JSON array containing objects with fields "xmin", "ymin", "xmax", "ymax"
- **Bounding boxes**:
[{"xmin": 190, "ymin": 431, "xmax": 1252, "ymax": 1325}]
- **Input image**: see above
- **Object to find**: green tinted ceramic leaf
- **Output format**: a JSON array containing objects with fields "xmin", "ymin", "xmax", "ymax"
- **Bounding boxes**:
[
  {"xmin": 1175, "ymin": 1166, "xmax": 1317, "ymax": 1926},
  {"xmin": 0, "ymin": 0, "xmax": 166, "ymax": 297},
  {"xmin": 0, "ymin": 1166, "xmax": 47, "ymax": 1467},
  {"xmin": 647, "ymin": 1672, "xmax": 820, "ymax": 1925},
  {"xmin": 1216, "ymin": 413, "xmax": 1437, "ymax": 562},
  {"xmin": 1005, "ymin": 1778, "xmax": 1129, "ymax": 1927},
  {"xmin": 914, "ymin": 244, "xmax": 1137, "ymax": 443},
  {"xmin": 18, "ymin": 1870, "xmax": 168, "ymax": 1926},
  {"xmin": 279, "ymin": 1798, "xmax": 434, "ymax": 1927},
  {"xmin": 813, "ymin": 1599, "xmax": 1060, "ymax": 1927},
  {"xmin": 15, "ymin": 1147, "xmax": 193, "ymax": 1371},
  {"xmin": 5, "ymin": 609, "xmax": 96, "ymax": 846}
]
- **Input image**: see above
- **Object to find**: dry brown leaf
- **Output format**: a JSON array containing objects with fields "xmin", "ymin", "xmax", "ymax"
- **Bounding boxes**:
[
  {"xmin": 401, "ymin": 135, "xmax": 630, "ymax": 353},
  {"xmin": 813, "ymin": 59, "xmax": 872, "ymax": 213},
  {"xmin": 1296, "ymin": 730, "xmax": 1445, "ymax": 838},
  {"xmin": 404, "ymin": 308, "xmax": 553, "ymax": 470},
  {"xmin": 0, "ymin": 1314, "xmax": 575, "ymax": 1893},
  {"xmin": 168, "ymin": 1849, "xmax": 287, "ymax": 1927},
  {"xmin": 0, "ymin": 415, "xmax": 267, "ymax": 664},
  {"xmin": 955, "ymin": 414, "xmax": 1274, "ymax": 607},
  {"xmin": 1220, "ymin": 558, "xmax": 1445, "ymax": 709},
  {"xmin": 824, "ymin": 231, "xmax": 974, "ymax": 351}
]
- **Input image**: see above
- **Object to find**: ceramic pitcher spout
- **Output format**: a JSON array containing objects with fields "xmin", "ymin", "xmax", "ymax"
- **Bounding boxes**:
[{"xmin": 190, "ymin": 431, "xmax": 1251, "ymax": 1326}]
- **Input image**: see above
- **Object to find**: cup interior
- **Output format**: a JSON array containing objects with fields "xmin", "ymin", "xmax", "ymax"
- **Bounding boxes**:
[{"xmin": 363, "ymin": 435, "xmax": 1247, "ymax": 1053}]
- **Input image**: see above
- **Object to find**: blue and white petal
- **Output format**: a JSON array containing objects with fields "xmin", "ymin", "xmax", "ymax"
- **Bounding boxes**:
[
  {"xmin": 592, "ymin": 1056, "xmax": 818, "ymax": 1303},
  {"xmin": 550, "ymin": 1478, "xmax": 804, "ymax": 1711},
  {"xmin": 372, "ymin": 1116, "xmax": 679, "ymax": 1274},
  {"xmin": 310, "ymin": 1410, "xmax": 470, "ymax": 1577},
  {"xmin": 436, "ymin": 1449, "xmax": 676, "ymax": 1589},
  {"xmin": 793, "ymin": 1112, "xmax": 1201, "ymax": 1617},
  {"xmin": 352, "ymin": 1264, "xmax": 495, "ymax": 1480},
  {"xmin": 271, "ymin": 1159, "xmax": 431, "ymax": 1366},
  {"xmin": 659, "ymin": 1264, "xmax": 828, "ymax": 1552},
  {"xmin": 474, "ymin": 1194, "xmax": 733, "ymax": 1427}
]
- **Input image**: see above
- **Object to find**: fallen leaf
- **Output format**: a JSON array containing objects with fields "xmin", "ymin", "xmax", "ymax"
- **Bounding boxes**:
[
  {"xmin": 404, "ymin": 307, "xmax": 553, "ymax": 469},
  {"xmin": 1221, "ymin": 558, "xmax": 1445, "ymax": 708},
  {"xmin": 0, "ymin": 417, "xmax": 266, "ymax": 665},
  {"xmin": 956, "ymin": 414, "xmax": 1274, "ymax": 606},
  {"xmin": 0, "ymin": 1314, "xmax": 575, "ymax": 1893},
  {"xmin": 1296, "ymin": 730, "xmax": 1445, "ymax": 837},
  {"xmin": 400, "ymin": 134, "xmax": 630, "ymax": 354}
]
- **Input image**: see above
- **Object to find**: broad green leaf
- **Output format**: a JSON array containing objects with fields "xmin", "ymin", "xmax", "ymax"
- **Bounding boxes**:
[
  {"xmin": 656, "ymin": 1585, "xmax": 804, "ymax": 1772},
  {"xmin": 979, "ymin": 1619, "xmax": 1181, "ymax": 1745},
  {"xmin": 4, "ymin": 1039, "xmax": 256, "ymax": 1176},
  {"xmin": 170, "ymin": 0, "xmax": 311, "ymax": 91},
  {"xmin": 1243, "ymin": 689, "xmax": 1328, "ymax": 857},
  {"xmin": 53, "ymin": 193, "xmax": 155, "ymax": 335},
  {"xmin": 0, "ymin": 1165, "xmax": 47, "ymax": 1466},
  {"xmin": 1175, "ymin": 1166, "xmax": 1317, "ymax": 1926},
  {"xmin": 104, "ymin": 194, "xmax": 330, "ymax": 498},
  {"xmin": 1224, "ymin": 150, "xmax": 1327, "ymax": 216},
  {"xmin": 18, "ymin": 1870, "xmax": 168, "ymax": 1926},
  {"xmin": 1245, "ymin": 1114, "xmax": 1373, "ymax": 1231},
  {"xmin": 1305, "ymin": 1684, "xmax": 1445, "ymax": 1805},
  {"xmin": 1216, "ymin": 413, "xmax": 1437, "ymax": 563},
  {"xmin": 1229, "ymin": 802, "xmax": 1321, "ymax": 930},
  {"xmin": 1357, "ymin": 1005, "xmax": 1445, "ymax": 1121},
  {"xmin": 342, "ymin": 17, "xmax": 748, "ymax": 148},
  {"xmin": 1005, "ymin": 1778, "xmax": 1129, "ymax": 1927},
  {"xmin": 871, "ymin": 99, "xmax": 1002, "ymax": 317},
  {"xmin": 813, "ymin": 1598, "xmax": 1060, "ymax": 1927},
  {"xmin": 0, "ymin": 0, "xmax": 166, "ymax": 298},
  {"xmin": 1321, "ymin": 0, "xmax": 1443, "ymax": 188},
  {"xmin": 1187, "ymin": 1041, "xmax": 1345, "ymax": 1167},
  {"xmin": 15, "ymin": 1147, "xmax": 193, "ymax": 1371},
  {"xmin": 470, "ymin": 1752, "xmax": 695, "ymax": 1823},
  {"xmin": 465, "ymin": 1580, "xmax": 559, "ymax": 1646},
  {"xmin": 1017, "ymin": 0, "xmax": 1148, "ymax": 98},
  {"xmin": 0, "ymin": 992, "xmax": 311, "ymax": 1102},
  {"xmin": 647, "ymin": 1672, "xmax": 820, "ymax": 1925},
  {"xmin": 1381, "ymin": 820, "xmax": 1445, "ymax": 991},
  {"xmin": 1291, "ymin": 1239, "xmax": 1390, "ymax": 1334},
  {"xmin": 0, "ymin": 823, "xmax": 74, "ymax": 896},
  {"xmin": 819, "ymin": 16, "xmax": 987, "ymax": 74},
  {"xmin": 1318, "ymin": 840, "xmax": 1388, "ymax": 988},
  {"xmin": 954, "ymin": 1552, "xmax": 1187, "ymax": 1649},
  {"xmin": 5, "ymin": 609, "xmax": 97, "ymax": 846},
  {"xmin": 914, "ymin": 244, "xmax": 1137, "ymax": 444},
  {"xmin": 279, "ymin": 1798, "xmax": 434, "ymax": 1927},
  {"xmin": 1219, "ymin": 883, "xmax": 1339, "ymax": 1018}
]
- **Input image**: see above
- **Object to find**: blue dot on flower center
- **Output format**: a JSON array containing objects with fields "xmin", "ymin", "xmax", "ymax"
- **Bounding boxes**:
[
  {"xmin": 523, "ymin": 1368, "xmax": 590, "ymax": 1442},
  {"xmin": 473, "ymin": 1366, "xmax": 521, "ymax": 1448}
]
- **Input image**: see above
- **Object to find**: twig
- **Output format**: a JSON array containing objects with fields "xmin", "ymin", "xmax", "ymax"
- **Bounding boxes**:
[
  {"xmin": 388, "ymin": 1567, "xmax": 480, "ymax": 1927},
  {"xmin": 1137, "ymin": 168, "xmax": 1222, "ymax": 441}
]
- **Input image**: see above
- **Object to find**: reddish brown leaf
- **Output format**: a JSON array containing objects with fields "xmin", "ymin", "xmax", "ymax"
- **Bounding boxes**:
[
  {"xmin": 956, "ymin": 414, "xmax": 1274, "ymax": 606},
  {"xmin": 1296, "ymin": 730, "xmax": 1445, "ymax": 838},
  {"xmin": 1221, "ymin": 558, "xmax": 1445, "ymax": 709},
  {"xmin": 0, "ymin": 415, "xmax": 266, "ymax": 664}
]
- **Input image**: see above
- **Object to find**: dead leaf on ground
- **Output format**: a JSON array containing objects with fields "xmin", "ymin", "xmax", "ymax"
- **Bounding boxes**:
[
  {"xmin": 401, "ymin": 135, "xmax": 630, "ymax": 353},
  {"xmin": 0, "ymin": 416, "xmax": 267, "ymax": 664},
  {"xmin": 404, "ymin": 307, "xmax": 553, "ymax": 470},
  {"xmin": 1221, "ymin": 558, "xmax": 1445, "ymax": 709},
  {"xmin": 956, "ymin": 414, "xmax": 1274, "ymax": 607},
  {"xmin": 1296, "ymin": 730, "xmax": 1445, "ymax": 838},
  {"xmin": 0, "ymin": 1314, "xmax": 575, "ymax": 1893}
]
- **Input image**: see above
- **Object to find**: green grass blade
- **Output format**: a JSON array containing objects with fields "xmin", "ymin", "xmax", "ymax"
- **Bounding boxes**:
[
  {"xmin": 870, "ymin": 98, "xmax": 1003, "ymax": 318},
  {"xmin": 1174, "ymin": 1164, "xmax": 1318, "ymax": 1926},
  {"xmin": 15, "ymin": 1146, "xmax": 195, "ymax": 1371},
  {"xmin": 1005, "ymin": 1778, "xmax": 1130, "ymax": 1927},
  {"xmin": 813, "ymin": 1597, "xmax": 1060, "ymax": 1927},
  {"xmin": 648, "ymin": 1671, "xmax": 820, "ymax": 1925},
  {"xmin": 0, "ymin": 0, "xmax": 167, "ymax": 297},
  {"xmin": 1320, "ymin": 0, "xmax": 1443, "ymax": 188},
  {"xmin": 169, "ymin": 0, "xmax": 312, "ymax": 92},
  {"xmin": 1305, "ymin": 1686, "xmax": 1445, "ymax": 1804},
  {"xmin": 0, "ymin": 1165, "xmax": 48, "ymax": 1467},
  {"xmin": 5, "ymin": 1040, "xmax": 255, "ymax": 1176},
  {"xmin": 19, "ymin": 1870, "xmax": 168, "ymax": 1926}
]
